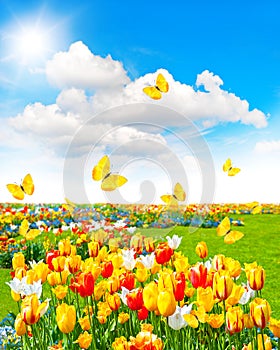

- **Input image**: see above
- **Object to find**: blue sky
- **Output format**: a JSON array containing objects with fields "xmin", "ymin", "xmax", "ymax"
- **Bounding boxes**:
[{"xmin": 0, "ymin": 0, "xmax": 279, "ymax": 204}]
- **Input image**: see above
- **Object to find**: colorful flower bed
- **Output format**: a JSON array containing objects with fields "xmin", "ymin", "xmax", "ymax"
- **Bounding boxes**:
[{"xmin": 1, "ymin": 207, "xmax": 280, "ymax": 349}]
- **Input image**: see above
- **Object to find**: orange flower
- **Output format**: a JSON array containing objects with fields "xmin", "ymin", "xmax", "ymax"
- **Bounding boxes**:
[
  {"xmin": 269, "ymin": 318, "xmax": 280, "ymax": 338},
  {"xmin": 74, "ymin": 331, "xmax": 92, "ymax": 349},
  {"xmin": 112, "ymin": 336, "xmax": 129, "ymax": 350},
  {"xmin": 118, "ymin": 312, "xmax": 130, "ymax": 324},
  {"xmin": 78, "ymin": 316, "xmax": 91, "ymax": 331}
]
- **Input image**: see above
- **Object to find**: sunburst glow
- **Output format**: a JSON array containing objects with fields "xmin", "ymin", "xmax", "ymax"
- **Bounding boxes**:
[{"xmin": 15, "ymin": 26, "xmax": 51, "ymax": 64}]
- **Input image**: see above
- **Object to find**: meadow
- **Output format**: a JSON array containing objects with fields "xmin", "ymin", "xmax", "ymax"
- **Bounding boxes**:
[{"xmin": 0, "ymin": 202, "xmax": 279, "ymax": 349}]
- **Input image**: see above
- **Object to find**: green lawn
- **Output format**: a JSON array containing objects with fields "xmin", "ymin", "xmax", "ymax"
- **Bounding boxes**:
[{"xmin": 1, "ymin": 214, "xmax": 279, "ymax": 322}]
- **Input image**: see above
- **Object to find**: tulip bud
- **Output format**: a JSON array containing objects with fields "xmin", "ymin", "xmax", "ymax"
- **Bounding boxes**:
[
  {"xmin": 226, "ymin": 306, "xmax": 244, "ymax": 334},
  {"xmin": 247, "ymin": 266, "xmax": 265, "ymax": 291},
  {"xmin": 14, "ymin": 313, "xmax": 26, "ymax": 336},
  {"xmin": 195, "ymin": 241, "xmax": 208, "ymax": 259},
  {"xmin": 12, "ymin": 252, "xmax": 25, "ymax": 270},
  {"xmin": 143, "ymin": 281, "xmax": 159, "ymax": 312},
  {"xmin": 250, "ymin": 297, "xmax": 271, "ymax": 329},
  {"xmin": 213, "ymin": 270, "xmax": 233, "ymax": 301},
  {"xmin": 56, "ymin": 303, "xmax": 76, "ymax": 333},
  {"xmin": 157, "ymin": 290, "xmax": 176, "ymax": 317}
]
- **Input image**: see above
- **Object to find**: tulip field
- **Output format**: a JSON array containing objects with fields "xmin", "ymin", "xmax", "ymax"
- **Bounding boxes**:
[{"xmin": 0, "ymin": 202, "xmax": 279, "ymax": 349}]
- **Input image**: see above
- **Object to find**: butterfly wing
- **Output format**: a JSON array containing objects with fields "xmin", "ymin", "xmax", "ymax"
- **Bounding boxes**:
[
  {"xmin": 251, "ymin": 205, "xmax": 262, "ymax": 215},
  {"xmin": 217, "ymin": 217, "xmax": 230, "ymax": 237},
  {"xmin": 22, "ymin": 174, "xmax": 34, "ymax": 195},
  {"xmin": 143, "ymin": 86, "xmax": 162, "ymax": 100},
  {"xmin": 224, "ymin": 230, "xmax": 244, "ymax": 244},
  {"xmin": 173, "ymin": 182, "xmax": 186, "ymax": 202},
  {"xmin": 160, "ymin": 194, "xmax": 178, "ymax": 210},
  {"xmin": 156, "ymin": 73, "xmax": 169, "ymax": 93},
  {"xmin": 92, "ymin": 155, "xmax": 111, "ymax": 181},
  {"xmin": 6, "ymin": 184, "xmax": 25, "ymax": 200},
  {"xmin": 228, "ymin": 167, "xmax": 240, "ymax": 176},
  {"xmin": 160, "ymin": 194, "xmax": 172, "ymax": 205},
  {"xmin": 63, "ymin": 197, "xmax": 76, "ymax": 215},
  {"xmin": 223, "ymin": 158, "xmax": 232, "ymax": 172},
  {"xmin": 101, "ymin": 174, "xmax": 127, "ymax": 191},
  {"xmin": 19, "ymin": 219, "xmax": 29, "ymax": 237}
]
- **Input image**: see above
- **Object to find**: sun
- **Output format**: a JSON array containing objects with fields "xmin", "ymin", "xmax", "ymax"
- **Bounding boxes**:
[
  {"xmin": 19, "ymin": 29, "xmax": 45, "ymax": 57},
  {"xmin": 16, "ymin": 26, "xmax": 51, "ymax": 64}
]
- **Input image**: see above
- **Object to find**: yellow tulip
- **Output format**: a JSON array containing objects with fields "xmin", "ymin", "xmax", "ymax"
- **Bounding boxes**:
[
  {"xmin": 247, "ymin": 266, "xmax": 265, "ymax": 291},
  {"xmin": 78, "ymin": 316, "xmax": 91, "ymax": 331},
  {"xmin": 112, "ymin": 336, "xmax": 129, "ymax": 350},
  {"xmin": 269, "ymin": 318, "xmax": 280, "ymax": 338},
  {"xmin": 157, "ymin": 290, "xmax": 176, "ymax": 317},
  {"xmin": 224, "ymin": 257, "xmax": 241, "ymax": 278},
  {"xmin": 11, "ymin": 290, "xmax": 21, "ymax": 302},
  {"xmin": 47, "ymin": 270, "xmax": 69, "ymax": 286},
  {"xmin": 32, "ymin": 262, "xmax": 49, "ymax": 283},
  {"xmin": 118, "ymin": 312, "xmax": 130, "ymax": 324},
  {"xmin": 143, "ymin": 281, "xmax": 159, "ymax": 312},
  {"xmin": 213, "ymin": 270, "xmax": 233, "ymax": 301},
  {"xmin": 21, "ymin": 294, "xmax": 49, "ymax": 325},
  {"xmin": 12, "ymin": 252, "xmax": 25, "ymax": 270},
  {"xmin": 66, "ymin": 255, "xmax": 82, "ymax": 274},
  {"xmin": 196, "ymin": 286, "xmax": 214, "ymax": 312},
  {"xmin": 88, "ymin": 241, "xmax": 99, "ymax": 258},
  {"xmin": 207, "ymin": 314, "xmax": 224, "ymax": 328},
  {"xmin": 52, "ymin": 285, "xmax": 68, "ymax": 300},
  {"xmin": 195, "ymin": 241, "xmax": 208, "ymax": 259},
  {"xmin": 14, "ymin": 313, "xmax": 26, "ymax": 336},
  {"xmin": 56, "ymin": 303, "xmax": 76, "ymax": 333},
  {"xmin": 58, "ymin": 237, "xmax": 72, "ymax": 256},
  {"xmin": 250, "ymin": 297, "xmax": 271, "ymax": 329},
  {"xmin": 94, "ymin": 280, "xmax": 108, "ymax": 301},
  {"xmin": 246, "ymin": 334, "xmax": 272, "ymax": 350},
  {"xmin": 52, "ymin": 256, "xmax": 67, "ymax": 273},
  {"xmin": 74, "ymin": 331, "xmax": 92, "ymax": 349},
  {"xmin": 226, "ymin": 306, "xmax": 244, "ymax": 334},
  {"xmin": 226, "ymin": 283, "xmax": 244, "ymax": 307},
  {"xmin": 107, "ymin": 293, "xmax": 121, "ymax": 311},
  {"xmin": 135, "ymin": 267, "xmax": 149, "ymax": 283}
]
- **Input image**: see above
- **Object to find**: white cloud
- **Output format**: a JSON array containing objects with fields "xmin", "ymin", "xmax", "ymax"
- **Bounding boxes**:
[
  {"xmin": 254, "ymin": 140, "xmax": 280, "ymax": 153},
  {"xmin": 45, "ymin": 41, "xmax": 130, "ymax": 89}
]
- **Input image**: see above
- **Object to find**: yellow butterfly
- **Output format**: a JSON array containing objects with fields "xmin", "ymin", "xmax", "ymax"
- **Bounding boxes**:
[
  {"xmin": 19, "ymin": 219, "xmax": 41, "ymax": 241},
  {"xmin": 6, "ymin": 173, "xmax": 34, "ymax": 200},
  {"xmin": 246, "ymin": 201, "xmax": 262, "ymax": 215},
  {"xmin": 217, "ymin": 216, "xmax": 244, "ymax": 244},
  {"xmin": 92, "ymin": 155, "xmax": 128, "ymax": 191},
  {"xmin": 62, "ymin": 198, "xmax": 76, "ymax": 216},
  {"xmin": 223, "ymin": 158, "xmax": 240, "ymax": 176},
  {"xmin": 143, "ymin": 73, "xmax": 169, "ymax": 100},
  {"xmin": 161, "ymin": 182, "xmax": 186, "ymax": 210}
]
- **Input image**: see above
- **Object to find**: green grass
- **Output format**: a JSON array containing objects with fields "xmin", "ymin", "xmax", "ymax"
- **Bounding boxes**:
[
  {"xmin": 0, "ymin": 268, "xmax": 19, "ymax": 321},
  {"xmin": 156, "ymin": 214, "xmax": 280, "ymax": 318},
  {"xmin": 1, "ymin": 214, "xmax": 279, "ymax": 322}
]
